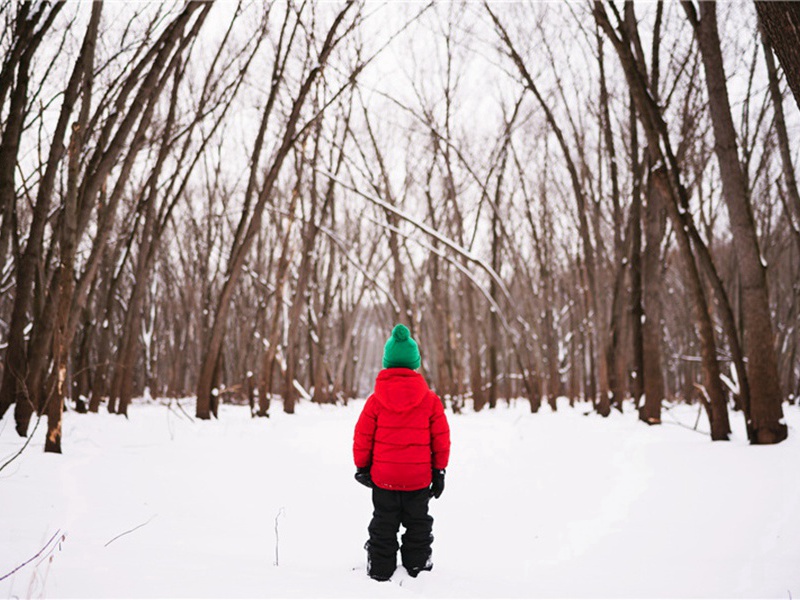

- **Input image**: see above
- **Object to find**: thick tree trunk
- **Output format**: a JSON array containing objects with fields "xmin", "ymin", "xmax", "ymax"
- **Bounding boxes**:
[{"xmin": 692, "ymin": 2, "xmax": 787, "ymax": 443}]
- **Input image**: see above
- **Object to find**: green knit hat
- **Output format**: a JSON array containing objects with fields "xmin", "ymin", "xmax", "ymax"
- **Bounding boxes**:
[{"xmin": 382, "ymin": 324, "xmax": 420, "ymax": 369}]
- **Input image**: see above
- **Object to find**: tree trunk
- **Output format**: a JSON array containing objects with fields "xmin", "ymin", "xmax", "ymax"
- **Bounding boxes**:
[
  {"xmin": 465, "ymin": 283, "xmax": 485, "ymax": 412},
  {"xmin": 691, "ymin": 2, "xmax": 787, "ymax": 443},
  {"xmin": 639, "ymin": 169, "xmax": 667, "ymax": 424},
  {"xmin": 761, "ymin": 32, "xmax": 800, "ymax": 257},
  {"xmin": 629, "ymin": 96, "xmax": 645, "ymax": 408}
]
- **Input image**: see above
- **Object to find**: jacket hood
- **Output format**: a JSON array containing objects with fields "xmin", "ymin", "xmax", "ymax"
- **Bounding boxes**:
[{"xmin": 373, "ymin": 368, "xmax": 429, "ymax": 412}]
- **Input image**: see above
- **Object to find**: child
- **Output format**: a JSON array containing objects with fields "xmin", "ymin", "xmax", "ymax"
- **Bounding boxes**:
[{"xmin": 353, "ymin": 324, "xmax": 451, "ymax": 581}]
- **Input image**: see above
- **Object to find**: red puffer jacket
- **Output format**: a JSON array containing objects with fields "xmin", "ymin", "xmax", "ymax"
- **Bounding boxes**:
[{"xmin": 353, "ymin": 368, "xmax": 450, "ymax": 491}]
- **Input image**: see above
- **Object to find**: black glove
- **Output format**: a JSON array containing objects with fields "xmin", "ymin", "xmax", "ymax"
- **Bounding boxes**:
[
  {"xmin": 355, "ymin": 466, "xmax": 373, "ymax": 488},
  {"xmin": 430, "ymin": 468, "xmax": 445, "ymax": 499}
]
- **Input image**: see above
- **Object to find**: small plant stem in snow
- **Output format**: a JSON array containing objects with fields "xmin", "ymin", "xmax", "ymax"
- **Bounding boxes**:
[
  {"xmin": 274, "ymin": 507, "xmax": 285, "ymax": 566},
  {"xmin": 104, "ymin": 515, "xmax": 157, "ymax": 548}
]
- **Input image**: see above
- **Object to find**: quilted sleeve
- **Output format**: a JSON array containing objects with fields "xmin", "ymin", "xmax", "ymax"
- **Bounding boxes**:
[
  {"xmin": 430, "ymin": 393, "xmax": 451, "ymax": 470},
  {"xmin": 353, "ymin": 395, "xmax": 378, "ymax": 468}
]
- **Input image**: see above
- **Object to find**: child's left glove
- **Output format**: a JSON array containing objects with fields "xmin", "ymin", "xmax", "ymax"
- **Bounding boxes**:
[
  {"xmin": 355, "ymin": 466, "xmax": 374, "ymax": 488},
  {"xmin": 430, "ymin": 468, "xmax": 446, "ymax": 499}
]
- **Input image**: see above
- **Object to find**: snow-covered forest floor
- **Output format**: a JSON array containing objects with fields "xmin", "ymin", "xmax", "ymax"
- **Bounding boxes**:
[{"xmin": 1, "ymin": 398, "xmax": 798, "ymax": 599}]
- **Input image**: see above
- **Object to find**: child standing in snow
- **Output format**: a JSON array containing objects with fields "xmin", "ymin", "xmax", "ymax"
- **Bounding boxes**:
[{"xmin": 353, "ymin": 324, "xmax": 451, "ymax": 581}]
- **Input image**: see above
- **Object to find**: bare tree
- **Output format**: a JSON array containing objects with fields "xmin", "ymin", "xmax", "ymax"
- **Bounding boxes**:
[
  {"xmin": 683, "ymin": 1, "xmax": 787, "ymax": 443},
  {"xmin": 195, "ymin": 1, "xmax": 358, "ymax": 419}
]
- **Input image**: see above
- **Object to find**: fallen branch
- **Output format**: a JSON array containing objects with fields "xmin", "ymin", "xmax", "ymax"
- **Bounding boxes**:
[
  {"xmin": 104, "ymin": 515, "xmax": 157, "ymax": 548},
  {"xmin": 661, "ymin": 402, "xmax": 709, "ymax": 436},
  {"xmin": 0, "ymin": 530, "xmax": 63, "ymax": 582}
]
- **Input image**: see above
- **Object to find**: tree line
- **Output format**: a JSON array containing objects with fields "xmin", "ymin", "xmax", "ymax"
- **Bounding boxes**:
[{"xmin": 0, "ymin": 1, "xmax": 798, "ymax": 454}]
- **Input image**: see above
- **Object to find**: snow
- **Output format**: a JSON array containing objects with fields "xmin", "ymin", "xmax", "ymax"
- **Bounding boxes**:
[{"xmin": 2, "ymin": 398, "xmax": 799, "ymax": 598}]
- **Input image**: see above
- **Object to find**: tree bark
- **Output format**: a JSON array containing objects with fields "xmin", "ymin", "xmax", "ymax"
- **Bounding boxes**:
[
  {"xmin": 755, "ymin": 1, "xmax": 800, "ymax": 112},
  {"xmin": 761, "ymin": 32, "xmax": 800, "ymax": 257}
]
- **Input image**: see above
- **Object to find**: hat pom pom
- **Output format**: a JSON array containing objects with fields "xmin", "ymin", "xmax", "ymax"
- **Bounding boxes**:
[{"xmin": 392, "ymin": 324, "xmax": 410, "ymax": 341}]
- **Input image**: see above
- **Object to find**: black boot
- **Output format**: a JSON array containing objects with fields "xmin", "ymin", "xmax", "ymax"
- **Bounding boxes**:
[
  {"xmin": 365, "ymin": 540, "xmax": 394, "ymax": 581},
  {"xmin": 406, "ymin": 563, "xmax": 433, "ymax": 578}
]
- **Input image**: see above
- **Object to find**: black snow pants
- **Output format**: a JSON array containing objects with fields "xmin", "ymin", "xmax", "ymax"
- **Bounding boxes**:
[{"xmin": 366, "ymin": 487, "xmax": 433, "ymax": 580}]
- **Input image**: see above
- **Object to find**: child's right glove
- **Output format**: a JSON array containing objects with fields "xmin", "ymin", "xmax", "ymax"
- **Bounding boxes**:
[
  {"xmin": 430, "ymin": 468, "xmax": 446, "ymax": 499},
  {"xmin": 355, "ymin": 466, "xmax": 374, "ymax": 488}
]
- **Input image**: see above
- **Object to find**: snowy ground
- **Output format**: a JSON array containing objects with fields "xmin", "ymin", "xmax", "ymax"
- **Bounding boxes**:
[{"xmin": 1, "ymin": 396, "xmax": 798, "ymax": 599}]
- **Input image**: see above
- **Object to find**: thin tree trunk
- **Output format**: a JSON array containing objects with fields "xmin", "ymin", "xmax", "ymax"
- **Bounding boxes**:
[
  {"xmin": 629, "ymin": 96, "xmax": 645, "ymax": 408},
  {"xmin": 465, "ymin": 283, "xmax": 485, "ymax": 412},
  {"xmin": 639, "ymin": 169, "xmax": 667, "ymax": 424}
]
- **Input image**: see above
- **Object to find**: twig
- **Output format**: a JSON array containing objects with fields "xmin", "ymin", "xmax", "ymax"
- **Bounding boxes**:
[
  {"xmin": 174, "ymin": 400, "xmax": 195, "ymax": 422},
  {"xmin": 274, "ymin": 507, "xmax": 285, "ymax": 566},
  {"xmin": 0, "ymin": 530, "xmax": 62, "ymax": 582},
  {"xmin": 164, "ymin": 401, "xmax": 187, "ymax": 423},
  {"xmin": 162, "ymin": 399, "xmax": 195, "ymax": 423},
  {"xmin": 0, "ymin": 412, "xmax": 44, "ymax": 474},
  {"xmin": 104, "ymin": 515, "xmax": 157, "ymax": 548}
]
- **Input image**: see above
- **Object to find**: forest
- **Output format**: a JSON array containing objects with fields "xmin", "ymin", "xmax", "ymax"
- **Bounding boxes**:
[{"xmin": 1, "ymin": 0, "xmax": 799, "ymax": 455}]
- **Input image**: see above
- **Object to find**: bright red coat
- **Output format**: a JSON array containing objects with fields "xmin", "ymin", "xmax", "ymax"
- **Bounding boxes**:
[{"xmin": 353, "ymin": 368, "xmax": 450, "ymax": 491}]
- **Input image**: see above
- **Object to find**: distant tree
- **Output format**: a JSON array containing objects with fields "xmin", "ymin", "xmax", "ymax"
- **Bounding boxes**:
[{"xmin": 195, "ymin": 1, "xmax": 359, "ymax": 419}]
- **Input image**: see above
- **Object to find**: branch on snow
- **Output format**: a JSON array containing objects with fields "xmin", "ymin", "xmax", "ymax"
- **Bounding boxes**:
[{"xmin": 0, "ymin": 529, "xmax": 65, "ymax": 582}]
